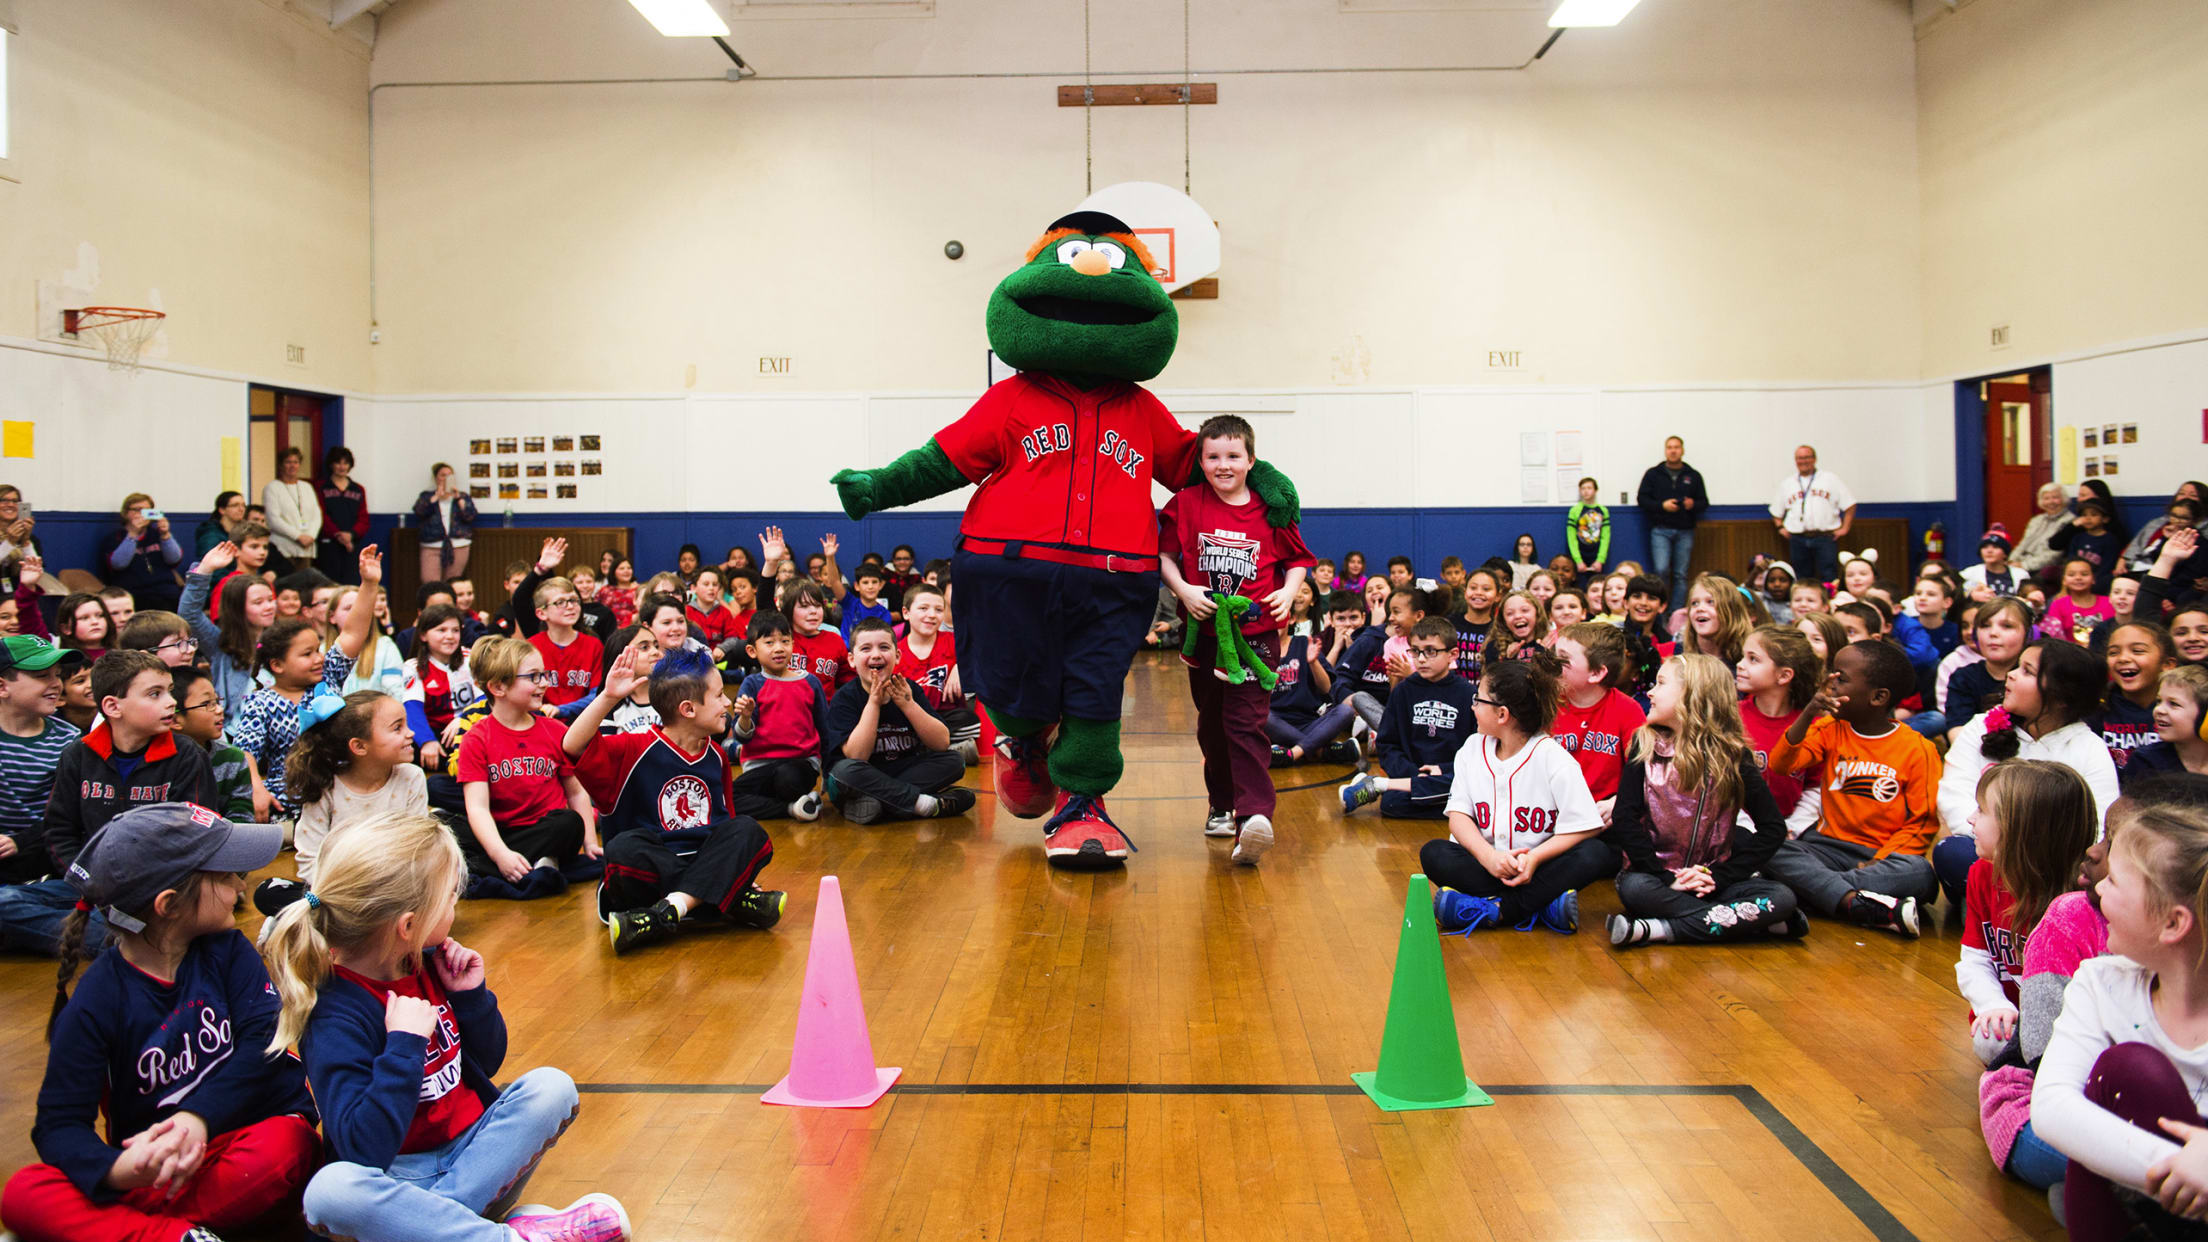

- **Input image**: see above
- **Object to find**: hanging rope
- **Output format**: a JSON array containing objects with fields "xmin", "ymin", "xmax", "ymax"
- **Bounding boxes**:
[{"xmin": 1084, "ymin": 0, "xmax": 1093, "ymax": 194}]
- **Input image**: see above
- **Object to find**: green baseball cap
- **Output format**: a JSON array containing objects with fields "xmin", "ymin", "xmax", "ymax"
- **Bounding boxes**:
[{"xmin": 0, "ymin": 634, "xmax": 87, "ymax": 675}]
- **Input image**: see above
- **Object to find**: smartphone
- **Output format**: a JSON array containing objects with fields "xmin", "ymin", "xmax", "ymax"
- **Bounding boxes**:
[{"xmin": 143, "ymin": 509, "xmax": 165, "ymax": 522}]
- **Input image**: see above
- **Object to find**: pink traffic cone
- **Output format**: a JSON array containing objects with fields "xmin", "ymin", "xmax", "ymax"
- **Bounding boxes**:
[{"xmin": 762, "ymin": 876, "xmax": 901, "ymax": 1108}]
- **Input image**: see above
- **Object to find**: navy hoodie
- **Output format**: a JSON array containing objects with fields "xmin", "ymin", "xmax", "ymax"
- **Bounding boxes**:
[
  {"xmin": 34, "ymin": 930, "xmax": 315, "ymax": 1199},
  {"xmin": 1330, "ymin": 625, "xmax": 1392, "ymax": 706},
  {"xmin": 1269, "ymin": 634, "xmax": 1330, "ymax": 726}
]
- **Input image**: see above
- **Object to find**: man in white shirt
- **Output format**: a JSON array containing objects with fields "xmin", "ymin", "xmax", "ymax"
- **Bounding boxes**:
[{"xmin": 1769, "ymin": 445, "xmax": 1855, "ymax": 586}]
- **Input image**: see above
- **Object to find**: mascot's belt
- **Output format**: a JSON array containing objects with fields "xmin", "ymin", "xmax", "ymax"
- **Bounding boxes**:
[{"xmin": 959, "ymin": 536, "xmax": 1158, "ymax": 574}]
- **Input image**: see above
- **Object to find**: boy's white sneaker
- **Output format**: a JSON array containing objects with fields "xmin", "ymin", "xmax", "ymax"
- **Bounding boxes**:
[
  {"xmin": 790, "ymin": 791, "xmax": 822, "ymax": 821},
  {"xmin": 1204, "ymin": 809, "xmax": 1237, "ymax": 838},
  {"xmin": 1231, "ymin": 815, "xmax": 1274, "ymax": 866}
]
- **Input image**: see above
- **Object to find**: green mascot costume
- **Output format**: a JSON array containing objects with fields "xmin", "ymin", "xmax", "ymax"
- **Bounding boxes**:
[{"xmin": 831, "ymin": 210, "xmax": 1300, "ymax": 869}]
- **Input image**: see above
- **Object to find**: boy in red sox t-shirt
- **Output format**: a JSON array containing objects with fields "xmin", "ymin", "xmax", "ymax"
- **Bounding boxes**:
[
  {"xmin": 1158, "ymin": 415, "xmax": 1314, "ymax": 868},
  {"xmin": 453, "ymin": 637, "xmax": 596, "ymax": 899},
  {"xmin": 1548, "ymin": 622, "xmax": 1647, "ymax": 822}
]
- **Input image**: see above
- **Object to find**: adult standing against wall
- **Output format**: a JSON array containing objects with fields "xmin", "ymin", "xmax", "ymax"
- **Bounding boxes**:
[
  {"xmin": 412, "ymin": 461, "xmax": 478, "ymax": 588},
  {"xmin": 103, "ymin": 492, "xmax": 184, "ymax": 610},
  {"xmin": 195, "ymin": 490, "xmax": 248, "ymax": 558},
  {"xmin": 1635, "ymin": 435, "xmax": 1708, "ymax": 607},
  {"xmin": 316, "ymin": 445, "xmax": 369, "ymax": 585},
  {"xmin": 1768, "ymin": 444, "xmax": 1855, "ymax": 587},
  {"xmin": 261, "ymin": 445, "xmax": 321, "ymax": 576}
]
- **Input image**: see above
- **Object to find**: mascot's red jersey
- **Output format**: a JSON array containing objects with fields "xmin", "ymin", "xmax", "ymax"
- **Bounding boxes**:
[{"xmin": 934, "ymin": 373, "xmax": 1201, "ymax": 566}]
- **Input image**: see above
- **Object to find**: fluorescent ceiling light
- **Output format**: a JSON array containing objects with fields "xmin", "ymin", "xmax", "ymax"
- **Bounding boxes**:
[
  {"xmin": 1549, "ymin": 0, "xmax": 1641, "ymax": 27},
  {"xmin": 626, "ymin": 0, "xmax": 730, "ymax": 36}
]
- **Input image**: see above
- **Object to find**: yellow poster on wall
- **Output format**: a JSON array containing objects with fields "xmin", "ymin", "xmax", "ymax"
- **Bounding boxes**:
[
  {"xmin": 2056, "ymin": 425, "xmax": 2078, "ymax": 486},
  {"xmin": 1, "ymin": 421, "xmax": 32, "ymax": 458},
  {"xmin": 221, "ymin": 437, "xmax": 242, "ymax": 492}
]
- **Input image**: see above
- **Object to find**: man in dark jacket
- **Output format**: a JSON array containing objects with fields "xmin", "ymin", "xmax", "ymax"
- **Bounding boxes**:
[{"xmin": 1636, "ymin": 435, "xmax": 1709, "ymax": 607}]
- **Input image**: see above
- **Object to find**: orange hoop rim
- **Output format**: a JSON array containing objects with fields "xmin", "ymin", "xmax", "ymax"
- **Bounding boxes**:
[{"xmin": 64, "ymin": 306, "xmax": 167, "ymax": 335}]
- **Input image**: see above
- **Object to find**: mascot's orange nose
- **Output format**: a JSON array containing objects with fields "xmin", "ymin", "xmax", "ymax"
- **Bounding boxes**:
[{"xmin": 1069, "ymin": 249, "xmax": 1112, "ymax": 276}]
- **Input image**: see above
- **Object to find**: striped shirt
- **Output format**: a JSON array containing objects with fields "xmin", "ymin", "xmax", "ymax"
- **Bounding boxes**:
[{"xmin": 0, "ymin": 715, "xmax": 80, "ymax": 836}]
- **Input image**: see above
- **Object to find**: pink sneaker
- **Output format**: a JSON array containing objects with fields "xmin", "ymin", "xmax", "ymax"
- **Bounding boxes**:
[{"xmin": 506, "ymin": 1194, "xmax": 632, "ymax": 1242}]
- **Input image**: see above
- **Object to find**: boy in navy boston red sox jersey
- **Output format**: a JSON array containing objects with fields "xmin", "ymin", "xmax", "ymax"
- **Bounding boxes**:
[
  {"xmin": 563, "ymin": 646, "xmax": 784, "ymax": 956},
  {"xmin": 833, "ymin": 209, "xmax": 1302, "ymax": 870},
  {"xmin": 1339, "ymin": 616, "xmax": 1480, "ymax": 819},
  {"xmin": 1159, "ymin": 415, "xmax": 1314, "ymax": 865}
]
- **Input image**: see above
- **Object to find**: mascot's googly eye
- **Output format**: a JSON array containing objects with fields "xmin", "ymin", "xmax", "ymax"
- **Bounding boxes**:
[
  {"xmin": 1093, "ymin": 242, "xmax": 1128, "ymax": 270},
  {"xmin": 1055, "ymin": 239, "xmax": 1094, "ymax": 264}
]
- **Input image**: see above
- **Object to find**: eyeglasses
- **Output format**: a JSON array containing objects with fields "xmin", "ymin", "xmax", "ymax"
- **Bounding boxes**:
[
  {"xmin": 182, "ymin": 698, "xmax": 219, "ymax": 714},
  {"xmin": 546, "ymin": 596, "xmax": 581, "ymax": 609},
  {"xmin": 155, "ymin": 636, "xmax": 199, "ymax": 654},
  {"xmin": 1471, "ymin": 693, "xmax": 1500, "ymax": 707},
  {"xmin": 1409, "ymin": 645, "xmax": 1451, "ymax": 657},
  {"xmin": 519, "ymin": 670, "xmax": 559, "ymax": 685}
]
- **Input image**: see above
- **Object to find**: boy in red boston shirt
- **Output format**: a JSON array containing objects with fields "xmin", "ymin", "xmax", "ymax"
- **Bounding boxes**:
[
  {"xmin": 896, "ymin": 581, "xmax": 981, "ymax": 756},
  {"xmin": 1159, "ymin": 416, "xmax": 1314, "ymax": 866},
  {"xmin": 1549, "ymin": 623, "xmax": 1648, "ymax": 822},
  {"xmin": 453, "ymin": 637, "xmax": 595, "ymax": 900}
]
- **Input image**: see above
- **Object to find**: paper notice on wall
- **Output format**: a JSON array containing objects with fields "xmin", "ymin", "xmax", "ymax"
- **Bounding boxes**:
[
  {"xmin": 1519, "ymin": 432, "xmax": 1547, "ymax": 467},
  {"xmin": 2056, "ymin": 425, "xmax": 2077, "ymax": 486},
  {"xmin": 1553, "ymin": 431, "xmax": 1583, "ymax": 467},
  {"xmin": 1557, "ymin": 468, "xmax": 1582, "ymax": 503},
  {"xmin": 1, "ymin": 422, "xmax": 31, "ymax": 459},
  {"xmin": 1520, "ymin": 468, "xmax": 1549, "ymax": 504},
  {"xmin": 220, "ymin": 436, "xmax": 241, "ymax": 491}
]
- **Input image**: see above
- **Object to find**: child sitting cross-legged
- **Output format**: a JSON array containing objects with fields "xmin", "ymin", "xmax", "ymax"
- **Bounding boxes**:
[
  {"xmin": 254, "ymin": 691, "xmax": 431, "ymax": 922},
  {"xmin": 0, "ymin": 805, "xmax": 319, "ymax": 1242},
  {"xmin": 1420, "ymin": 649, "xmax": 1611, "ymax": 934},
  {"xmin": 565, "ymin": 646, "xmax": 785, "ymax": 955},
  {"xmin": 263, "ymin": 813, "xmax": 630, "ymax": 1242},
  {"xmin": 1763, "ymin": 639, "xmax": 1943, "ymax": 937},
  {"xmin": 1607, "ymin": 653, "xmax": 1801, "ymax": 947},
  {"xmin": 1548, "ymin": 622, "xmax": 1648, "ymax": 826},
  {"xmin": 729, "ymin": 611, "xmax": 828, "ymax": 822},
  {"xmin": 453, "ymin": 637, "xmax": 596, "ymax": 900},
  {"xmin": 1263, "ymin": 594, "xmax": 1364, "ymax": 769},
  {"xmin": 824, "ymin": 619, "xmax": 974, "ymax": 825},
  {"xmin": 402, "ymin": 602, "xmax": 478, "ymax": 771},
  {"xmin": 1955, "ymin": 759, "xmax": 2098, "ymax": 1070},
  {"xmin": 1339, "ymin": 616, "xmax": 1477, "ymax": 820},
  {"xmin": 895, "ymin": 582, "xmax": 979, "ymax": 761}
]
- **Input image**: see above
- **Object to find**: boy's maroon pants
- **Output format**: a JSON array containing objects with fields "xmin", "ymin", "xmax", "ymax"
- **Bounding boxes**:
[
  {"xmin": 1185, "ymin": 629, "xmax": 1278, "ymax": 820},
  {"xmin": 2, "ymin": 1113, "xmax": 320, "ymax": 1242}
]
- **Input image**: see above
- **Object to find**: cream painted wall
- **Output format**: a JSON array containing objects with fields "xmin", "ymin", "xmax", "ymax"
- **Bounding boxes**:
[
  {"xmin": 1916, "ymin": 0, "xmax": 2208, "ymax": 379},
  {"xmin": 364, "ymin": 0, "xmax": 1924, "ymax": 394},
  {"xmin": 0, "ymin": 0, "xmax": 372, "ymax": 390}
]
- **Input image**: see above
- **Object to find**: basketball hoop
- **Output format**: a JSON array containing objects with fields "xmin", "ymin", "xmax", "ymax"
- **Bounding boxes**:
[{"xmin": 63, "ymin": 306, "xmax": 167, "ymax": 372}]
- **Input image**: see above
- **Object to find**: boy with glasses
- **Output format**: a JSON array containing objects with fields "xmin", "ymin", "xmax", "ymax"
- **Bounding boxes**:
[
  {"xmin": 1339, "ymin": 616, "xmax": 1478, "ymax": 819},
  {"xmin": 509, "ymin": 538, "xmax": 604, "ymax": 709},
  {"xmin": 116, "ymin": 611, "xmax": 199, "ymax": 668},
  {"xmin": 169, "ymin": 665, "xmax": 255, "ymax": 819},
  {"xmin": 453, "ymin": 636, "xmax": 595, "ymax": 899}
]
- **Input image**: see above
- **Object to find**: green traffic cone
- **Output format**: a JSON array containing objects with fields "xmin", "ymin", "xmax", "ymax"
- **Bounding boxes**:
[{"xmin": 1352, "ymin": 874, "xmax": 1493, "ymax": 1112}]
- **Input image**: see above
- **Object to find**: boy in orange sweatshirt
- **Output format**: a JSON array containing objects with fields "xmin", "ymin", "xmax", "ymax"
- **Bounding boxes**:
[{"xmin": 1763, "ymin": 638, "xmax": 1942, "ymax": 938}]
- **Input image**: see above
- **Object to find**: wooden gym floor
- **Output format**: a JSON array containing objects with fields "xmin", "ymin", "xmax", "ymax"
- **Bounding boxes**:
[{"xmin": 0, "ymin": 653, "xmax": 2062, "ymax": 1241}]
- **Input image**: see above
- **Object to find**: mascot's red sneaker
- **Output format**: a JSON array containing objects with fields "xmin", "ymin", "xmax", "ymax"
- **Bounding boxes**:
[
  {"xmin": 994, "ymin": 730, "xmax": 1058, "ymax": 819},
  {"xmin": 1042, "ymin": 792, "xmax": 1132, "ymax": 870}
]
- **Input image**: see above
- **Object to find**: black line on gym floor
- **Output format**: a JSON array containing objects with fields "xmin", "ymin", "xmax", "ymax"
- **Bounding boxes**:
[{"xmin": 576, "ymin": 1081, "xmax": 1915, "ymax": 1242}]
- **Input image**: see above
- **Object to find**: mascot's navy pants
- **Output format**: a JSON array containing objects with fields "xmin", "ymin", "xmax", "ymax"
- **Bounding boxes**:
[{"xmin": 951, "ymin": 549, "xmax": 1159, "ymax": 725}]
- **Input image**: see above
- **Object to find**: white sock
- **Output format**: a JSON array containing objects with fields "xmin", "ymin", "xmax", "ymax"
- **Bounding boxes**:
[
  {"xmin": 1642, "ymin": 919, "xmax": 1673, "ymax": 942},
  {"xmin": 665, "ymin": 892, "xmax": 697, "ymax": 918},
  {"xmin": 533, "ymin": 856, "xmax": 557, "ymax": 871},
  {"xmin": 915, "ymin": 794, "xmax": 939, "ymax": 815}
]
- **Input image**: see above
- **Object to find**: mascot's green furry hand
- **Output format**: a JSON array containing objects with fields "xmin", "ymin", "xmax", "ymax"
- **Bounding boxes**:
[
  {"xmin": 1182, "ymin": 593, "xmax": 1279, "ymax": 689},
  {"xmin": 1242, "ymin": 460, "xmax": 1301, "ymax": 529},
  {"xmin": 831, "ymin": 442, "xmax": 967, "ymax": 521}
]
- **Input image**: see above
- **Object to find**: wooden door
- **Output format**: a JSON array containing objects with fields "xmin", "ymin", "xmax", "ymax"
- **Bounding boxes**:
[
  {"xmin": 277, "ymin": 393, "xmax": 324, "ymax": 472},
  {"xmin": 1983, "ymin": 381, "xmax": 2041, "ymax": 539}
]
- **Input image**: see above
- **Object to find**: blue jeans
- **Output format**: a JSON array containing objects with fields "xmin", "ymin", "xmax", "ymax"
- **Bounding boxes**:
[
  {"xmin": 1789, "ymin": 533, "xmax": 1840, "ymax": 585},
  {"xmin": 1934, "ymin": 834, "xmax": 1979, "ymax": 910},
  {"xmin": 0, "ymin": 879, "xmax": 110, "ymax": 957},
  {"xmin": 2007, "ymin": 1119, "xmax": 2068, "ymax": 1190},
  {"xmin": 1904, "ymin": 710, "xmax": 1947, "ymax": 738},
  {"xmin": 303, "ymin": 1066, "xmax": 580, "ymax": 1242},
  {"xmin": 1649, "ymin": 528, "xmax": 1694, "ymax": 607}
]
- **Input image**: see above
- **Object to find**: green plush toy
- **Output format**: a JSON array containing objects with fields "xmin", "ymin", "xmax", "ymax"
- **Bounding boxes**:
[
  {"xmin": 828, "ymin": 209, "xmax": 1300, "ymax": 870},
  {"xmin": 1181, "ymin": 593, "xmax": 1280, "ymax": 690}
]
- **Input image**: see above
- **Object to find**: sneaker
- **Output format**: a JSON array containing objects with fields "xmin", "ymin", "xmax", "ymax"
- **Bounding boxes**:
[
  {"xmin": 506, "ymin": 1193, "xmax": 631, "ymax": 1242},
  {"xmin": 1349, "ymin": 718, "xmax": 1373, "ymax": 773},
  {"xmin": 789, "ymin": 791, "xmax": 822, "ymax": 822},
  {"xmin": 1847, "ymin": 891, "xmax": 1921, "ymax": 939},
  {"xmin": 1338, "ymin": 773, "xmax": 1379, "ymax": 814},
  {"xmin": 730, "ymin": 887, "xmax": 787, "ymax": 930},
  {"xmin": 955, "ymin": 739, "xmax": 980, "ymax": 765},
  {"xmin": 608, "ymin": 901, "xmax": 681, "ymax": 955},
  {"xmin": 1041, "ymin": 792, "xmax": 1132, "ymax": 870},
  {"xmin": 1770, "ymin": 910, "xmax": 1812, "ymax": 940},
  {"xmin": 1268, "ymin": 744, "xmax": 1293, "ymax": 769},
  {"xmin": 929, "ymin": 787, "xmax": 977, "ymax": 817},
  {"xmin": 1230, "ymin": 814, "xmax": 1273, "ymax": 866},
  {"xmin": 1204, "ymin": 808, "xmax": 1238, "ymax": 838},
  {"xmin": 1320, "ymin": 738, "xmax": 1359, "ymax": 764},
  {"xmin": 252, "ymin": 876, "xmax": 304, "ymax": 918},
  {"xmin": 994, "ymin": 730, "xmax": 1058, "ymax": 818},
  {"xmin": 1433, "ymin": 887, "xmax": 1501, "ymax": 934},
  {"xmin": 1535, "ymin": 890, "xmax": 1579, "ymax": 934},
  {"xmin": 181, "ymin": 1229, "xmax": 229, "ymax": 1242}
]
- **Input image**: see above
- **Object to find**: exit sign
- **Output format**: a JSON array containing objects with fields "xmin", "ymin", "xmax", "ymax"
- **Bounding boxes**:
[
  {"xmin": 759, "ymin": 356, "xmax": 791, "ymax": 375},
  {"xmin": 1487, "ymin": 350, "xmax": 1524, "ymax": 370}
]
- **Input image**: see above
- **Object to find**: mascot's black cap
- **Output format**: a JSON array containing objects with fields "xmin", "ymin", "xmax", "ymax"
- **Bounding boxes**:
[{"xmin": 1047, "ymin": 209, "xmax": 1134, "ymax": 236}]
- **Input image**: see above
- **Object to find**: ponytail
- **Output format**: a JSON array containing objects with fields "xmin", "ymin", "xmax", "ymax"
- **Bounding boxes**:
[{"xmin": 47, "ymin": 904, "xmax": 92, "ymax": 1042}]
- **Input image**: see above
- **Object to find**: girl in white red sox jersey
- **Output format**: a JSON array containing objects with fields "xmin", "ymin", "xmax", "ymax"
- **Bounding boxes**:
[{"xmin": 1421, "ymin": 650, "xmax": 1613, "ymax": 935}]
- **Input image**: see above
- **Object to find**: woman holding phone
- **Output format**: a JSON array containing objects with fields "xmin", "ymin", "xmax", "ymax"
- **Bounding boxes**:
[{"xmin": 103, "ymin": 491, "xmax": 185, "ymax": 610}]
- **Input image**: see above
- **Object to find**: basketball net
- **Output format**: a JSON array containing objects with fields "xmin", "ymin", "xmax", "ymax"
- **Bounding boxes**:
[{"xmin": 64, "ymin": 307, "xmax": 166, "ymax": 373}]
